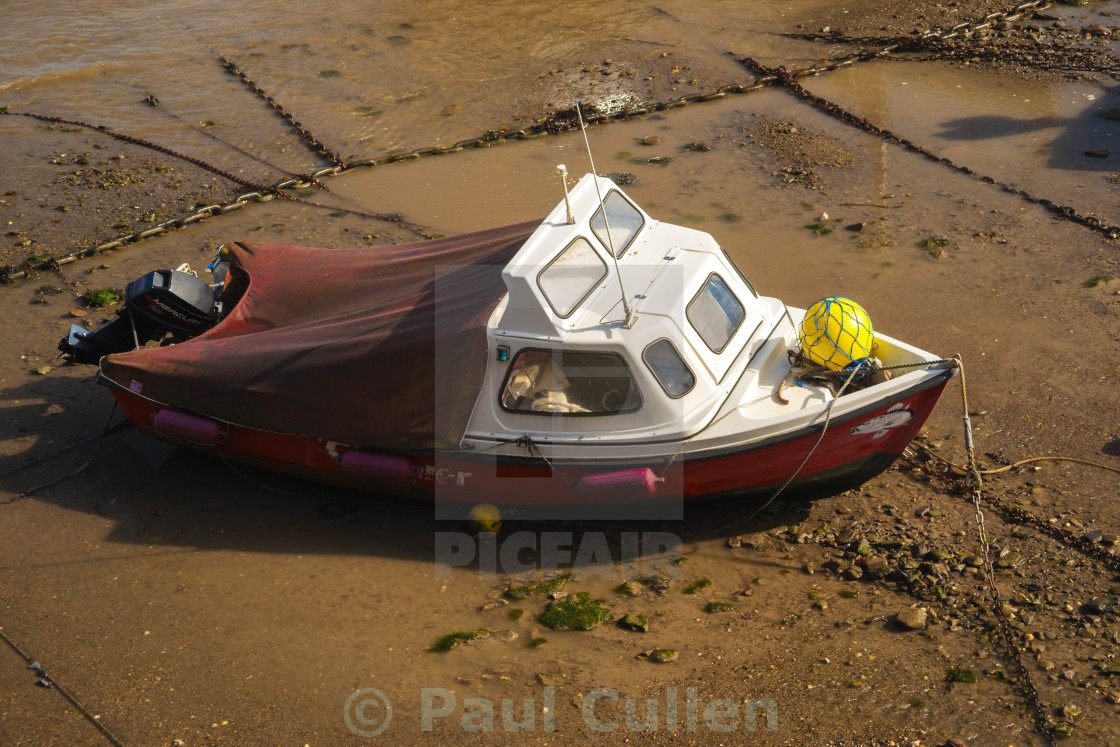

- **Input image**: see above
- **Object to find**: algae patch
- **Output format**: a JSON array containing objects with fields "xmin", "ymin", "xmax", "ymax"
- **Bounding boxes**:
[
  {"xmin": 505, "ymin": 574, "xmax": 571, "ymax": 601},
  {"xmin": 538, "ymin": 592, "xmax": 611, "ymax": 631},
  {"xmin": 703, "ymin": 601, "xmax": 737, "ymax": 613},
  {"xmin": 427, "ymin": 629, "xmax": 490, "ymax": 653},
  {"xmin": 682, "ymin": 578, "xmax": 712, "ymax": 595},
  {"xmin": 82, "ymin": 288, "xmax": 124, "ymax": 308}
]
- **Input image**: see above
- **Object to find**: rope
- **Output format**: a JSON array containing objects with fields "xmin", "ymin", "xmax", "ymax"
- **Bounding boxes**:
[
  {"xmin": 699, "ymin": 360, "xmax": 867, "ymax": 536},
  {"xmin": 918, "ymin": 448, "xmax": 1120, "ymax": 478},
  {"xmin": 0, "ymin": 627, "xmax": 125, "ymax": 746},
  {"xmin": 519, "ymin": 436, "xmax": 576, "ymax": 491}
]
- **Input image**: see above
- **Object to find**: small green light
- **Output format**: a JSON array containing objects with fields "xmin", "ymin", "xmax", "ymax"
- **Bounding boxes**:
[{"xmin": 497, "ymin": 345, "xmax": 510, "ymax": 362}]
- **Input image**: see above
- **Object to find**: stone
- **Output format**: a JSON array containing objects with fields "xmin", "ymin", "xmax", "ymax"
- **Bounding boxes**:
[
  {"xmin": 1085, "ymin": 596, "xmax": 1119, "ymax": 614},
  {"xmin": 640, "ymin": 135, "xmax": 661, "ymax": 145},
  {"xmin": 856, "ymin": 537, "xmax": 872, "ymax": 555},
  {"xmin": 896, "ymin": 606, "xmax": 928, "ymax": 630},
  {"xmin": 995, "ymin": 552, "xmax": 1025, "ymax": 569},
  {"xmin": 964, "ymin": 555, "xmax": 984, "ymax": 568},
  {"xmin": 1085, "ymin": 149, "xmax": 1111, "ymax": 158},
  {"xmin": 684, "ymin": 142, "xmax": 711, "ymax": 152},
  {"xmin": 618, "ymin": 613, "xmax": 650, "ymax": 632},
  {"xmin": 844, "ymin": 566, "xmax": 864, "ymax": 580},
  {"xmin": 861, "ymin": 557, "xmax": 890, "ymax": 580},
  {"xmin": 1082, "ymin": 529, "xmax": 1104, "ymax": 544},
  {"xmin": 617, "ymin": 580, "xmax": 644, "ymax": 597}
]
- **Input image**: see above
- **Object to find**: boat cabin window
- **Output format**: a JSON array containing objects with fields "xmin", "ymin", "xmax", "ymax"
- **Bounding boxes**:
[
  {"xmin": 500, "ymin": 349, "xmax": 642, "ymax": 415},
  {"xmin": 537, "ymin": 237, "xmax": 608, "ymax": 318},
  {"xmin": 643, "ymin": 339, "xmax": 695, "ymax": 398},
  {"xmin": 687, "ymin": 273, "xmax": 745, "ymax": 353},
  {"xmin": 590, "ymin": 190, "xmax": 644, "ymax": 258}
]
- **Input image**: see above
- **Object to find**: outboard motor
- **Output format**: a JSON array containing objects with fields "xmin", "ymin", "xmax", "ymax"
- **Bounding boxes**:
[{"xmin": 60, "ymin": 269, "xmax": 222, "ymax": 364}]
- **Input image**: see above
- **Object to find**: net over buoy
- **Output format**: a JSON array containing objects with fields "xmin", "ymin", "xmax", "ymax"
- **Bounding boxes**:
[{"xmin": 798, "ymin": 297, "xmax": 874, "ymax": 370}]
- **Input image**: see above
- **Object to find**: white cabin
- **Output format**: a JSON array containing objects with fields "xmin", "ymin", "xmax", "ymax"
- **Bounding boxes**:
[{"xmin": 460, "ymin": 173, "xmax": 827, "ymax": 452}]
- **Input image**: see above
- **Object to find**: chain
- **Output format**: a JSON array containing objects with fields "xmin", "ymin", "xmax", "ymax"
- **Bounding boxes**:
[
  {"xmin": 735, "ymin": 55, "xmax": 1120, "ymax": 241},
  {"xmin": 785, "ymin": 0, "xmax": 1051, "ymax": 46},
  {"xmin": 0, "ymin": 74, "xmax": 806, "ymax": 285},
  {"xmin": 218, "ymin": 55, "xmax": 346, "ymax": 167},
  {"xmin": 954, "ymin": 357, "xmax": 1059, "ymax": 747},
  {"xmin": 0, "ymin": 109, "xmax": 276, "ymax": 191}
]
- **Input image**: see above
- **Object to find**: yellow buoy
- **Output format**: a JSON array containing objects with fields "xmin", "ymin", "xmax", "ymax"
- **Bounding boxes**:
[
  {"xmin": 468, "ymin": 503, "xmax": 503, "ymax": 534},
  {"xmin": 798, "ymin": 297, "xmax": 874, "ymax": 370}
]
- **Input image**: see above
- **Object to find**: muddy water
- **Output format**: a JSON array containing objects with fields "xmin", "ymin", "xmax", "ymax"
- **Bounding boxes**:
[{"xmin": 3, "ymin": 1, "xmax": 1120, "ymax": 745}]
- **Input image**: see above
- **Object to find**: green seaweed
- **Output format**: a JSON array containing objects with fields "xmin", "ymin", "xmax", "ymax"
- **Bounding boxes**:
[
  {"xmin": 427, "ymin": 628, "xmax": 489, "ymax": 653},
  {"xmin": 537, "ymin": 592, "xmax": 611, "ymax": 631},
  {"xmin": 647, "ymin": 648, "xmax": 677, "ymax": 663},
  {"xmin": 526, "ymin": 637, "xmax": 548, "ymax": 648},
  {"xmin": 1083, "ymin": 275, "xmax": 1113, "ymax": 288},
  {"xmin": 505, "ymin": 574, "xmax": 571, "ymax": 601},
  {"xmin": 507, "ymin": 608, "xmax": 525, "ymax": 620},
  {"xmin": 618, "ymin": 613, "xmax": 649, "ymax": 632},
  {"xmin": 319, "ymin": 69, "xmax": 341, "ymax": 78},
  {"xmin": 919, "ymin": 236, "xmax": 949, "ymax": 250},
  {"xmin": 682, "ymin": 578, "xmax": 712, "ymax": 595},
  {"xmin": 946, "ymin": 667, "xmax": 978, "ymax": 684},
  {"xmin": 804, "ymin": 223, "xmax": 833, "ymax": 236},
  {"xmin": 82, "ymin": 288, "xmax": 124, "ymax": 308},
  {"xmin": 837, "ymin": 589, "xmax": 859, "ymax": 599},
  {"xmin": 704, "ymin": 601, "xmax": 737, "ymax": 613}
]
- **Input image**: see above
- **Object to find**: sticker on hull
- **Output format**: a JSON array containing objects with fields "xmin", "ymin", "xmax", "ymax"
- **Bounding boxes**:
[{"xmin": 851, "ymin": 402, "xmax": 914, "ymax": 439}]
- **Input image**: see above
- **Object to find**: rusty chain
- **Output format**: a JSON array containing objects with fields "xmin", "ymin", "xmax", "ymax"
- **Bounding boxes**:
[
  {"xmin": 218, "ymin": 55, "xmax": 346, "ymax": 167},
  {"xmin": 6, "ymin": 0, "xmax": 1114, "ymax": 286},
  {"xmin": 786, "ymin": 0, "xmax": 1051, "ymax": 47},
  {"xmin": 735, "ymin": 55, "xmax": 1120, "ymax": 241},
  {"xmin": 902, "ymin": 448, "xmax": 1120, "ymax": 573},
  {"xmin": 0, "ymin": 73, "xmax": 803, "ymax": 284},
  {"xmin": 953, "ymin": 358, "xmax": 1059, "ymax": 747},
  {"xmin": 786, "ymin": 0, "xmax": 1120, "ymax": 79}
]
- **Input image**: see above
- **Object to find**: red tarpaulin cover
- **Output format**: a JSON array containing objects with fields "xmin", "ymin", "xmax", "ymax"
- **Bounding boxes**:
[{"xmin": 99, "ymin": 221, "xmax": 538, "ymax": 450}]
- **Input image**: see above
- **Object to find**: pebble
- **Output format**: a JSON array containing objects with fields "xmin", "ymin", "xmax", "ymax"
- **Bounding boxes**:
[
  {"xmin": 33, "ymin": 366, "xmax": 52, "ymax": 375},
  {"xmin": 640, "ymin": 135, "xmax": 661, "ymax": 145},
  {"xmin": 684, "ymin": 142, "xmax": 711, "ymax": 152},
  {"xmin": 1082, "ymin": 529, "xmax": 1104, "ymax": 544},
  {"xmin": 995, "ymin": 551, "xmax": 1024, "ymax": 569},
  {"xmin": 69, "ymin": 308, "xmax": 87, "ymax": 317},
  {"xmin": 618, "ymin": 580, "xmax": 643, "ymax": 596},
  {"xmin": 844, "ymin": 566, "xmax": 864, "ymax": 580},
  {"xmin": 861, "ymin": 557, "xmax": 890, "ymax": 580},
  {"xmin": 896, "ymin": 606, "xmax": 927, "ymax": 630},
  {"xmin": 1085, "ymin": 149, "xmax": 1110, "ymax": 158},
  {"xmin": 1085, "ymin": 596, "xmax": 1119, "ymax": 614}
]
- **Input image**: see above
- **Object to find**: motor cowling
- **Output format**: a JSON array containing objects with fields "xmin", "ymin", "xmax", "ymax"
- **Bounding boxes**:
[{"xmin": 59, "ymin": 270, "xmax": 221, "ymax": 364}]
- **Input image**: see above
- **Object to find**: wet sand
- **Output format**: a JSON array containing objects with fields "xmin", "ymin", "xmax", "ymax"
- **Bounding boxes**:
[{"xmin": 3, "ymin": 0, "xmax": 1120, "ymax": 745}]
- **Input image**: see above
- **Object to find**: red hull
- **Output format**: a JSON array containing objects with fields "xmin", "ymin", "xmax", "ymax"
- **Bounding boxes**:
[{"xmin": 107, "ymin": 369, "xmax": 953, "ymax": 509}]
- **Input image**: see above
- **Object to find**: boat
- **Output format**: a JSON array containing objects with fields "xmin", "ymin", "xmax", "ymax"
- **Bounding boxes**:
[{"xmin": 61, "ymin": 169, "xmax": 957, "ymax": 518}]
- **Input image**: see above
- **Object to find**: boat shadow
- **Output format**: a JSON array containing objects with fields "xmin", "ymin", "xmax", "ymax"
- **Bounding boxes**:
[{"xmin": 6, "ymin": 427, "xmax": 808, "ymax": 568}]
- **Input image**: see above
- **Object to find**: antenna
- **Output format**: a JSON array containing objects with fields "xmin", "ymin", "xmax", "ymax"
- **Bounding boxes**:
[{"xmin": 576, "ymin": 101, "xmax": 634, "ymax": 328}]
